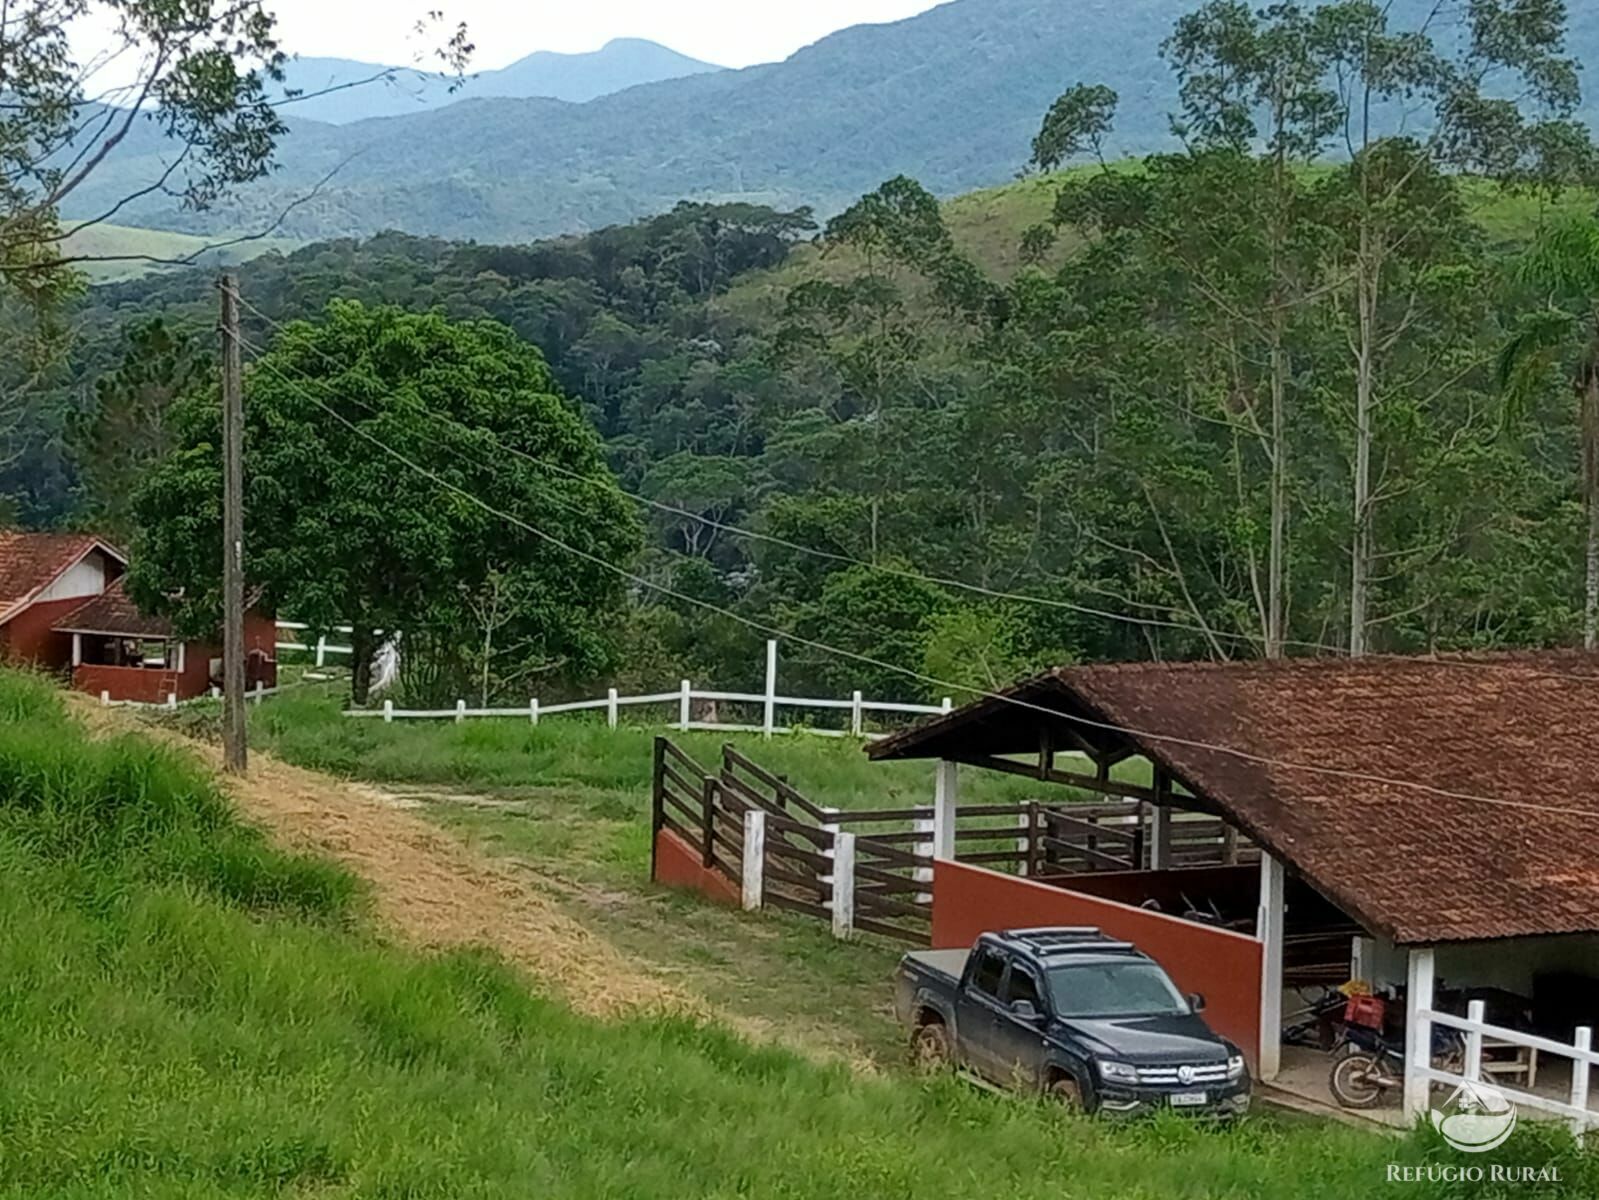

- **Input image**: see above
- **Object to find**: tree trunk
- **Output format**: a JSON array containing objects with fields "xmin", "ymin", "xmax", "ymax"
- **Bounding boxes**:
[
  {"xmin": 350, "ymin": 626, "xmax": 376, "ymax": 707},
  {"xmin": 1267, "ymin": 303, "xmax": 1288, "ymax": 660},
  {"xmin": 1266, "ymin": 137, "xmax": 1289, "ymax": 661},
  {"xmin": 1349, "ymin": 221, "xmax": 1377, "ymax": 658},
  {"xmin": 1584, "ymin": 367, "xmax": 1599, "ymax": 650}
]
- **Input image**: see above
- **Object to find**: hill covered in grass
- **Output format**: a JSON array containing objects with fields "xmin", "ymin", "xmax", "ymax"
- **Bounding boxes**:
[
  {"xmin": 59, "ymin": 222, "xmax": 299, "ymax": 282},
  {"xmin": 5, "ymin": 666, "xmax": 1593, "ymax": 1196},
  {"xmin": 720, "ymin": 166, "xmax": 1599, "ymax": 322}
]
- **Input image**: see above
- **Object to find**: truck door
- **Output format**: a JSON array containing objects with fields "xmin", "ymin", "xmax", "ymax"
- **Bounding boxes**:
[
  {"xmin": 992, "ymin": 962, "xmax": 1050, "ymax": 1091},
  {"xmin": 954, "ymin": 944, "xmax": 1009, "ymax": 1079}
]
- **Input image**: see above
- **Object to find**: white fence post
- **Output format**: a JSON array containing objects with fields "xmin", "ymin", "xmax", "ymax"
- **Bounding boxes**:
[
  {"xmin": 932, "ymin": 760, "xmax": 958, "ymax": 860},
  {"xmin": 383, "ymin": 699, "xmax": 394, "ymax": 724},
  {"xmin": 832, "ymin": 831, "xmax": 856, "ymax": 939},
  {"xmin": 315, "ymin": 636, "xmax": 327, "ymax": 668},
  {"xmin": 763, "ymin": 640, "xmax": 778, "ymax": 738},
  {"xmin": 942, "ymin": 697, "xmax": 953, "ymax": 713},
  {"xmin": 679, "ymin": 679, "xmax": 691, "ymax": 732},
  {"xmin": 851, "ymin": 690, "xmax": 863, "ymax": 737},
  {"xmin": 100, "ymin": 690, "xmax": 110, "ymax": 707},
  {"xmin": 1257, "ymin": 853, "xmax": 1286, "ymax": 1082},
  {"xmin": 742, "ymin": 810, "xmax": 766, "ymax": 911},
  {"xmin": 1403, "ymin": 948, "xmax": 1436, "ymax": 1122},
  {"xmin": 253, "ymin": 680, "xmax": 265, "ymax": 704},
  {"xmin": 166, "ymin": 692, "xmax": 177, "ymax": 710},
  {"xmin": 529, "ymin": 698, "xmax": 539, "ymax": 725},
  {"xmin": 1464, "ymin": 999, "xmax": 1485, "ymax": 1081},
  {"xmin": 1572, "ymin": 1026, "xmax": 1593, "ymax": 1141},
  {"xmin": 455, "ymin": 699, "xmax": 467, "ymax": 724},
  {"xmin": 607, "ymin": 688, "xmax": 619, "ymax": 729}
]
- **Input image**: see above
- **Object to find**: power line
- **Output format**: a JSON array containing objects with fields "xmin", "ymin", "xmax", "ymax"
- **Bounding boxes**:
[
  {"xmin": 229, "ymin": 290, "xmax": 1599, "ymax": 685},
  {"xmin": 234, "ymin": 333, "xmax": 1599, "ymax": 823}
]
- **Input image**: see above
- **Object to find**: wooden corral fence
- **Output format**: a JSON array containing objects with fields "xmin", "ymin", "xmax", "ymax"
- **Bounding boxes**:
[{"xmin": 651, "ymin": 737, "xmax": 1256, "ymax": 947}]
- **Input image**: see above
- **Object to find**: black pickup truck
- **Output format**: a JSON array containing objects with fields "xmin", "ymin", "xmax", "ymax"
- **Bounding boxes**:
[{"xmin": 894, "ymin": 927, "xmax": 1250, "ymax": 1117}]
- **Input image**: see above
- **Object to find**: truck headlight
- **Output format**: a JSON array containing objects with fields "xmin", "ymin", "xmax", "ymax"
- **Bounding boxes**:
[
  {"xmin": 1227, "ymin": 1055, "xmax": 1246, "ymax": 1079},
  {"xmin": 1098, "ymin": 1060, "xmax": 1139, "ymax": 1084}
]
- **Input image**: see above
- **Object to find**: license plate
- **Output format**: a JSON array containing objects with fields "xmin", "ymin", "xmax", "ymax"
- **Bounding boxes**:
[{"xmin": 1170, "ymin": 1091, "xmax": 1208, "ymax": 1107}]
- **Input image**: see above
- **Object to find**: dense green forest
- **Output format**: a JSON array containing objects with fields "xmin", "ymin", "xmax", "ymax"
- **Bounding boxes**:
[{"xmin": 11, "ymin": 0, "xmax": 1599, "ymax": 706}]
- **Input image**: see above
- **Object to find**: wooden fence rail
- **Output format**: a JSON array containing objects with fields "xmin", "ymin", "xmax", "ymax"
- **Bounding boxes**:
[{"xmin": 650, "ymin": 738, "xmax": 1257, "ymax": 949}]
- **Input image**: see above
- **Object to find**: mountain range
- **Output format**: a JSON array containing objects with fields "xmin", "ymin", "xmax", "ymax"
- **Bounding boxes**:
[
  {"xmin": 274, "ymin": 39, "xmax": 722, "ymax": 125},
  {"xmin": 57, "ymin": 0, "xmax": 1599, "ymax": 248}
]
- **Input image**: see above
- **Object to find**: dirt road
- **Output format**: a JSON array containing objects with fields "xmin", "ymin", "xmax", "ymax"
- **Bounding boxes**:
[{"xmin": 78, "ymin": 699, "xmax": 702, "ymax": 1022}]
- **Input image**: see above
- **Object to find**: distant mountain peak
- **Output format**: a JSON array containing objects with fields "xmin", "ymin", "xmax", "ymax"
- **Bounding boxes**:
[{"xmin": 270, "ymin": 37, "xmax": 722, "ymax": 125}]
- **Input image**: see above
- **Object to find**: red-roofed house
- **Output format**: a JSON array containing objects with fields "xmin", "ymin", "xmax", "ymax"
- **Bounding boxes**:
[
  {"xmin": 0, "ymin": 531, "xmax": 276, "ymax": 705},
  {"xmin": 0, "ymin": 531, "xmax": 128, "ymax": 669}
]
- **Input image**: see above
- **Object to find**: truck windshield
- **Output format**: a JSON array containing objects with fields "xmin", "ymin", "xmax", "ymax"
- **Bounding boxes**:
[{"xmin": 1045, "ymin": 961, "xmax": 1191, "ymax": 1018}]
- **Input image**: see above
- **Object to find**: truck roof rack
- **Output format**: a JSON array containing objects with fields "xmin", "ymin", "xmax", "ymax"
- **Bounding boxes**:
[{"xmin": 1000, "ymin": 928, "xmax": 1138, "ymax": 955}]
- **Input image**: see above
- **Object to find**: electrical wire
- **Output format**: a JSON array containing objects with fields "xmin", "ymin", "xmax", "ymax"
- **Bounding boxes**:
[
  {"xmin": 228, "ymin": 288, "xmax": 1599, "ymax": 685},
  {"xmin": 233, "ymin": 330, "xmax": 1599, "ymax": 822}
]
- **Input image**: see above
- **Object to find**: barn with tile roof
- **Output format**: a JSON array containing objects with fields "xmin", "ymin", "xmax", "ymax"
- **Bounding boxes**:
[{"xmin": 871, "ymin": 652, "xmax": 1599, "ymax": 1120}]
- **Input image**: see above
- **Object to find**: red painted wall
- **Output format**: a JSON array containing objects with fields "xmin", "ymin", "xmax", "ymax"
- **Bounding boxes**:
[
  {"xmin": 653, "ymin": 829, "xmax": 741, "ymax": 907},
  {"xmin": 0, "ymin": 597, "xmax": 88, "ymax": 670},
  {"xmin": 74, "ymin": 664, "xmax": 184, "ymax": 705},
  {"xmin": 933, "ymin": 860, "xmax": 1264, "ymax": 1073}
]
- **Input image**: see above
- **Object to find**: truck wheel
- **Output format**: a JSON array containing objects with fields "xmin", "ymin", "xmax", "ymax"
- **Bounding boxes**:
[
  {"xmin": 1048, "ymin": 1075, "xmax": 1084, "ymax": 1112},
  {"xmin": 910, "ymin": 1021, "xmax": 952, "ymax": 1071}
]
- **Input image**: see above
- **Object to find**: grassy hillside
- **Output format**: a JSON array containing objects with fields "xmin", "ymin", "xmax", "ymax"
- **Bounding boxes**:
[
  {"xmin": 720, "ymin": 167, "xmax": 1599, "ymax": 322},
  {"xmin": 10, "ymin": 668, "xmax": 1597, "ymax": 1196},
  {"xmin": 60, "ymin": 222, "xmax": 299, "ymax": 283}
]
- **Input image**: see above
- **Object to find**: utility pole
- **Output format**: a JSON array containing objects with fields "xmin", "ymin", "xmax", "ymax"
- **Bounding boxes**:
[{"xmin": 219, "ymin": 272, "xmax": 247, "ymax": 774}]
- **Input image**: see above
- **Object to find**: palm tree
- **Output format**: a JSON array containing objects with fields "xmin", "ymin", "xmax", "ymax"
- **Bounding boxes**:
[{"xmin": 1499, "ymin": 218, "xmax": 1599, "ymax": 650}]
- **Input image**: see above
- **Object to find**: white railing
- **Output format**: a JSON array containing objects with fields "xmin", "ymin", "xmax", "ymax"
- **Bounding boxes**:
[
  {"xmin": 341, "ymin": 639, "xmax": 953, "ymax": 739},
  {"xmin": 100, "ymin": 680, "xmax": 285, "ymax": 711},
  {"xmin": 1418, "ymin": 1000, "xmax": 1598, "ymax": 1136},
  {"xmin": 276, "ymin": 620, "xmax": 354, "ymax": 667}
]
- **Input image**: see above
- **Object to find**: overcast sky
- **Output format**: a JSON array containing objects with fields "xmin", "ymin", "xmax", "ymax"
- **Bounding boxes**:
[{"xmin": 253, "ymin": 0, "xmax": 950, "ymax": 71}]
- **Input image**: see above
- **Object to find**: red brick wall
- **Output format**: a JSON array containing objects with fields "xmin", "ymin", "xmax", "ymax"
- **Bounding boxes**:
[
  {"xmin": 0, "ymin": 597, "xmax": 89, "ymax": 670},
  {"xmin": 932, "ymin": 860, "xmax": 1264, "ymax": 1074},
  {"xmin": 653, "ymin": 828, "xmax": 741, "ymax": 907}
]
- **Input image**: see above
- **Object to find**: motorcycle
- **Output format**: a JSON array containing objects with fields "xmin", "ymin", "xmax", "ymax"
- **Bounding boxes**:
[{"xmin": 1329, "ymin": 1020, "xmax": 1465, "ymax": 1109}]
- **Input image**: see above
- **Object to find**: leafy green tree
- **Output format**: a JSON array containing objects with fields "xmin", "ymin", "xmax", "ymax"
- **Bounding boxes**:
[
  {"xmin": 921, "ymin": 605, "xmax": 1031, "ymax": 702},
  {"xmin": 783, "ymin": 564, "xmax": 950, "ymax": 700},
  {"xmin": 1500, "ymin": 217, "xmax": 1599, "ymax": 647},
  {"xmin": 1030, "ymin": 84, "xmax": 1118, "ymax": 172},
  {"xmin": 1160, "ymin": 0, "xmax": 1340, "ymax": 656},
  {"xmin": 639, "ymin": 453, "xmax": 751, "ymax": 560},
  {"xmin": 1305, "ymin": 0, "xmax": 1585, "ymax": 652},
  {"xmin": 128, "ymin": 301, "xmax": 641, "ymax": 704},
  {"xmin": 66, "ymin": 317, "xmax": 208, "ymax": 540},
  {"xmin": 0, "ymin": 1, "xmax": 470, "ymax": 519}
]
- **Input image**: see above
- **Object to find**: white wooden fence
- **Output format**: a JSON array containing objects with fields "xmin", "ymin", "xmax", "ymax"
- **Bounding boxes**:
[
  {"xmin": 276, "ymin": 621, "xmax": 355, "ymax": 667},
  {"xmin": 339, "ymin": 637, "xmax": 952, "ymax": 739},
  {"xmin": 99, "ymin": 679, "xmax": 286, "ymax": 711},
  {"xmin": 1414, "ymin": 999, "xmax": 1598, "ymax": 1138}
]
